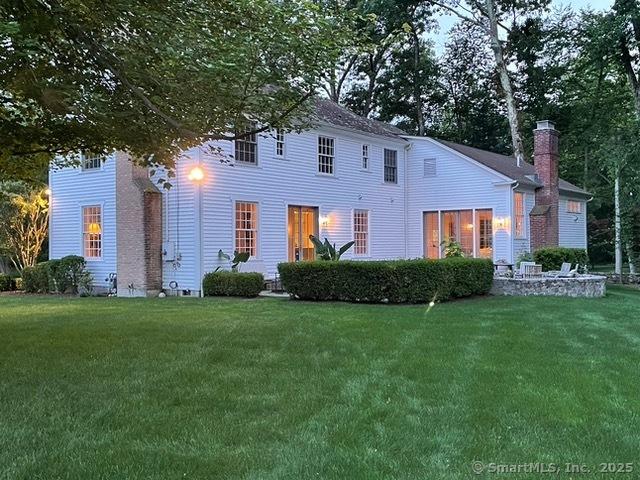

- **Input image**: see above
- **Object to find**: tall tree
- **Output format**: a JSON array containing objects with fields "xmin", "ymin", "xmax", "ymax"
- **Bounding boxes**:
[
  {"xmin": 427, "ymin": 0, "xmax": 551, "ymax": 164},
  {"xmin": 0, "ymin": 0, "xmax": 351, "ymax": 177}
]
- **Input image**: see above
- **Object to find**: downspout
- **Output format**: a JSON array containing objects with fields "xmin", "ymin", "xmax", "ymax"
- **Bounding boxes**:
[{"xmin": 403, "ymin": 142, "xmax": 412, "ymax": 259}]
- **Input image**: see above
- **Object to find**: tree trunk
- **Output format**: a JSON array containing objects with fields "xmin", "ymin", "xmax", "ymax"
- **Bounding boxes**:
[
  {"xmin": 484, "ymin": 0, "xmax": 526, "ymax": 166},
  {"xmin": 615, "ymin": 169, "xmax": 623, "ymax": 278},
  {"xmin": 412, "ymin": 30, "xmax": 425, "ymax": 136}
]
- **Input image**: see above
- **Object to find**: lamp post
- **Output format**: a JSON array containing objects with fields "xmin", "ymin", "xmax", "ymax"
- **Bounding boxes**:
[{"xmin": 188, "ymin": 164, "xmax": 205, "ymax": 297}]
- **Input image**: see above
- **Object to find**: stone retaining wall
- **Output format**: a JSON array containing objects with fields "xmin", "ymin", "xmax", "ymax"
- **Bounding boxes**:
[{"xmin": 491, "ymin": 275, "xmax": 607, "ymax": 298}]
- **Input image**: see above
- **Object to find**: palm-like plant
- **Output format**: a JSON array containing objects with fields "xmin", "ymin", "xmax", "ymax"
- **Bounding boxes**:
[{"xmin": 309, "ymin": 235, "xmax": 355, "ymax": 261}]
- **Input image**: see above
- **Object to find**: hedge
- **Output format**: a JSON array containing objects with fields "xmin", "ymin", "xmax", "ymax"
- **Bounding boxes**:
[
  {"xmin": 0, "ymin": 274, "xmax": 13, "ymax": 291},
  {"xmin": 533, "ymin": 247, "xmax": 589, "ymax": 272},
  {"xmin": 22, "ymin": 263, "xmax": 49, "ymax": 293},
  {"xmin": 203, "ymin": 271, "xmax": 264, "ymax": 298},
  {"xmin": 278, "ymin": 258, "xmax": 494, "ymax": 304},
  {"xmin": 22, "ymin": 255, "xmax": 90, "ymax": 294}
]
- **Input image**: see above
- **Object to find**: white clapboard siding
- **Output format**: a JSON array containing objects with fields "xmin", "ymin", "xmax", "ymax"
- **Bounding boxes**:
[
  {"xmin": 405, "ymin": 137, "xmax": 513, "ymax": 262},
  {"xmin": 49, "ymin": 154, "xmax": 117, "ymax": 287},
  {"xmin": 157, "ymin": 126, "xmax": 408, "ymax": 290},
  {"xmin": 559, "ymin": 197, "xmax": 588, "ymax": 248}
]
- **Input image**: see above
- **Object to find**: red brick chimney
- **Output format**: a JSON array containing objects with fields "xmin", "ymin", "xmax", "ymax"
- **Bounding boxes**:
[{"xmin": 530, "ymin": 120, "xmax": 559, "ymax": 250}]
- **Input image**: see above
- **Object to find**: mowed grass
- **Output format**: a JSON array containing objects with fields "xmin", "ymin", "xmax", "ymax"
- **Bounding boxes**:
[{"xmin": 1, "ymin": 287, "xmax": 639, "ymax": 480}]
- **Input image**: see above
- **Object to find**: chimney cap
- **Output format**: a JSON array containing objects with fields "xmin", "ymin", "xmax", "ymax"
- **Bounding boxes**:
[{"xmin": 535, "ymin": 120, "xmax": 556, "ymax": 131}]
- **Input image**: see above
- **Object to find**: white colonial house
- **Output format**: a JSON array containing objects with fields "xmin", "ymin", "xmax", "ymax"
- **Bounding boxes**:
[{"xmin": 49, "ymin": 99, "xmax": 590, "ymax": 296}]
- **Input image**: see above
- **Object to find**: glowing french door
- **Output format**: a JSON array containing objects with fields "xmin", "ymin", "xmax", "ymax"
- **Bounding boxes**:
[{"xmin": 287, "ymin": 206, "xmax": 319, "ymax": 261}]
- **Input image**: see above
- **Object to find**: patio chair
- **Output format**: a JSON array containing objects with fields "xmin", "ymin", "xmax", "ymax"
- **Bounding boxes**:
[
  {"xmin": 518, "ymin": 261, "xmax": 537, "ymax": 278},
  {"xmin": 546, "ymin": 262, "xmax": 572, "ymax": 277}
]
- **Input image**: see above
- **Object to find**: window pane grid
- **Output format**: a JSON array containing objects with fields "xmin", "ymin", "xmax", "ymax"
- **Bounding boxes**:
[
  {"xmin": 81, "ymin": 152, "xmax": 103, "ymax": 170},
  {"xmin": 275, "ymin": 129, "xmax": 285, "ymax": 157},
  {"xmin": 318, "ymin": 136, "xmax": 334, "ymax": 174},
  {"xmin": 567, "ymin": 200, "xmax": 582, "ymax": 213},
  {"xmin": 514, "ymin": 193, "xmax": 525, "ymax": 237},
  {"xmin": 235, "ymin": 202, "xmax": 258, "ymax": 257},
  {"xmin": 384, "ymin": 149, "xmax": 397, "ymax": 183},
  {"xmin": 82, "ymin": 206, "xmax": 102, "ymax": 258},
  {"xmin": 362, "ymin": 145, "xmax": 369, "ymax": 169},
  {"xmin": 235, "ymin": 124, "xmax": 258, "ymax": 164},
  {"xmin": 353, "ymin": 210, "xmax": 368, "ymax": 255}
]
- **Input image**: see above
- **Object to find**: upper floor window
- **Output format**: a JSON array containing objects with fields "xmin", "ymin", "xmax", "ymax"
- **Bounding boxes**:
[
  {"xmin": 235, "ymin": 201, "xmax": 258, "ymax": 257},
  {"xmin": 423, "ymin": 158, "xmax": 437, "ymax": 177},
  {"xmin": 353, "ymin": 209, "xmax": 369, "ymax": 255},
  {"xmin": 362, "ymin": 144, "xmax": 369, "ymax": 170},
  {"xmin": 82, "ymin": 205, "xmax": 102, "ymax": 259},
  {"xmin": 235, "ymin": 123, "xmax": 258, "ymax": 164},
  {"xmin": 384, "ymin": 149, "xmax": 397, "ymax": 184},
  {"xmin": 275, "ymin": 129, "xmax": 285, "ymax": 157},
  {"xmin": 567, "ymin": 200, "xmax": 582, "ymax": 213},
  {"xmin": 514, "ymin": 192, "xmax": 525, "ymax": 238},
  {"xmin": 81, "ymin": 152, "xmax": 103, "ymax": 170},
  {"xmin": 318, "ymin": 136, "xmax": 334, "ymax": 175}
]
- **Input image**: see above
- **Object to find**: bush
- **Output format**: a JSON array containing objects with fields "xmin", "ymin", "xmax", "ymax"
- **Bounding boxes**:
[
  {"xmin": 22, "ymin": 255, "xmax": 90, "ymax": 294},
  {"xmin": 278, "ymin": 258, "xmax": 494, "ymax": 304},
  {"xmin": 0, "ymin": 274, "xmax": 13, "ymax": 291},
  {"xmin": 14, "ymin": 277, "xmax": 23, "ymax": 291},
  {"xmin": 203, "ymin": 271, "xmax": 264, "ymax": 297},
  {"xmin": 533, "ymin": 247, "xmax": 589, "ymax": 271},
  {"xmin": 22, "ymin": 263, "xmax": 49, "ymax": 293}
]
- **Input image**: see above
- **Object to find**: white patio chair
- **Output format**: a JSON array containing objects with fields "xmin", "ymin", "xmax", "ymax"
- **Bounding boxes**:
[
  {"xmin": 546, "ymin": 262, "xmax": 572, "ymax": 277},
  {"xmin": 519, "ymin": 261, "xmax": 536, "ymax": 278}
]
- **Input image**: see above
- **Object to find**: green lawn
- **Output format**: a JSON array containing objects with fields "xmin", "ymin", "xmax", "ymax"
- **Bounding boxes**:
[{"xmin": 1, "ymin": 287, "xmax": 639, "ymax": 479}]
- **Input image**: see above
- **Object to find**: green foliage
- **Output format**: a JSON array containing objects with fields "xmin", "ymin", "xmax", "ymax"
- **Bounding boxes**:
[
  {"xmin": 22, "ymin": 263, "xmax": 49, "ymax": 293},
  {"xmin": 0, "ymin": 274, "xmax": 13, "ymax": 291},
  {"xmin": 516, "ymin": 251, "xmax": 534, "ymax": 268},
  {"xmin": 14, "ymin": 277, "xmax": 23, "ymax": 291},
  {"xmin": 442, "ymin": 240, "xmax": 464, "ymax": 258},
  {"xmin": 1, "ymin": 0, "xmax": 352, "ymax": 179},
  {"xmin": 202, "ymin": 271, "xmax": 264, "ymax": 298},
  {"xmin": 278, "ymin": 258, "xmax": 494, "ymax": 304},
  {"xmin": 309, "ymin": 235, "xmax": 355, "ymax": 261},
  {"xmin": 21, "ymin": 256, "xmax": 90, "ymax": 294},
  {"xmin": 533, "ymin": 248, "xmax": 589, "ymax": 271},
  {"xmin": 217, "ymin": 250, "xmax": 251, "ymax": 272},
  {"xmin": 0, "ymin": 181, "xmax": 49, "ymax": 271}
]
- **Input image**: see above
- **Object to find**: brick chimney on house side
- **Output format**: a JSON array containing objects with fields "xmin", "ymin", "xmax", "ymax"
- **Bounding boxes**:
[{"xmin": 530, "ymin": 120, "xmax": 560, "ymax": 250}]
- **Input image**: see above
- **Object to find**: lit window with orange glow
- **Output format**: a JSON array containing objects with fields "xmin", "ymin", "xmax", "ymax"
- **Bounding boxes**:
[{"xmin": 82, "ymin": 205, "xmax": 102, "ymax": 259}]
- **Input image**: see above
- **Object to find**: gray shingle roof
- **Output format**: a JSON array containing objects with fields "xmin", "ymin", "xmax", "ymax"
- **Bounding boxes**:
[
  {"xmin": 313, "ymin": 98, "xmax": 406, "ymax": 138},
  {"xmin": 432, "ymin": 139, "xmax": 591, "ymax": 198}
]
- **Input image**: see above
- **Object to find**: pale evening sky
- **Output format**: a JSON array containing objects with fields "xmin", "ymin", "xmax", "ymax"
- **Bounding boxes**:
[{"xmin": 430, "ymin": 0, "xmax": 616, "ymax": 52}]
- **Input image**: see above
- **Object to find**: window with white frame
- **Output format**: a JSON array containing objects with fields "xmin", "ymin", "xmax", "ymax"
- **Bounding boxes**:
[
  {"xmin": 81, "ymin": 151, "xmax": 103, "ymax": 170},
  {"xmin": 235, "ymin": 201, "xmax": 258, "ymax": 257},
  {"xmin": 234, "ymin": 123, "xmax": 258, "ymax": 164},
  {"xmin": 318, "ymin": 136, "xmax": 334, "ymax": 175},
  {"xmin": 423, "ymin": 158, "xmax": 437, "ymax": 177},
  {"xmin": 82, "ymin": 205, "xmax": 102, "ymax": 259},
  {"xmin": 275, "ymin": 129, "xmax": 285, "ymax": 157},
  {"xmin": 384, "ymin": 149, "xmax": 397, "ymax": 183},
  {"xmin": 514, "ymin": 192, "xmax": 525, "ymax": 238},
  {"xmin": 567, "ymin": 200, "xmax": 582, "ymax": 213},
  {"xmin": 353, "ymin": 209, "xmax": 369, "ymax": 255},
  {"xmin": 362, "ymin": 144, "xmax": 369, "ymax": 170}
]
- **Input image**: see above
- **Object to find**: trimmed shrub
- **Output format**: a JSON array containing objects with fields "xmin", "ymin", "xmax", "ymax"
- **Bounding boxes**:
[
  {"xmin": 54, "ymin": 255, "xmax": 87, "ymax": 293},
  {"xmin": 0, "ymin": 274, "xmax": 13, "ymax": 291},
  {"xmin": 203, "ymin": 271, "xmax": 264, "ymax": 297},
  {"xmin": 14, "ymin": 277, "xmax": 23, "ymax": 291},
  {"xmin": 278, "ymin": 258, "xmax": 494, "ymax": 304},
  {"xmin": 533, "ymin": 247, "xmax": 589, "ymax": 271},
  {"xmin": 22, "ymin": 263, "xmax": 49, "ymax": 293}
]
